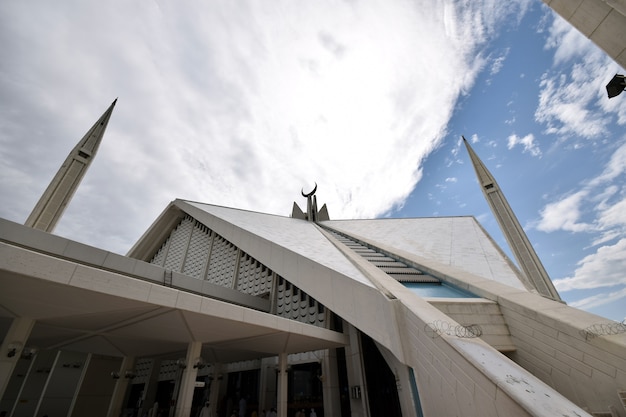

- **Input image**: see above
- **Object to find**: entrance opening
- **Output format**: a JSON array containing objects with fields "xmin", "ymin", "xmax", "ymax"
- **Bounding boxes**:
[
  {"xmin": 125, "ymin": 383, "xmax": 145, "ymax": 416},
  {"xmin": 155, "ymin": 379, "xmax": 176, "ymax": 416},
  {"xmin": 288, "ymin": 362, "xmax": 324, "ymax": 416},
  {"xmin": 191, "ymin": 375, "xmax": 211, "ymax": 417},
  {"xmin": 336, "ymin": 348, "xmax": 351, "ymax": 417},
  {"xmin": 222, "ymin": 369, "xmax": 260, "ymax": 417},
  {"xmin": 361, "ymin": 334, "xmax": 402, "ymax": 417}
]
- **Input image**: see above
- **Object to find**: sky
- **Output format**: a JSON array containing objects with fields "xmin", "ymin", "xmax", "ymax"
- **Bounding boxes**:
[{"xmin": 0, "ymin": 0, "xmax": 624, "ymax": 322}]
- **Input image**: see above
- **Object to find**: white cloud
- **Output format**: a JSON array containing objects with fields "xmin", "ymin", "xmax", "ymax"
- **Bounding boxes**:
[
  {"xmin": 544, "ymin": 14, "xmax": 593, "ymax": 65},
  {"xmin": 568, "ymin": 286, "xmax": 626, "ymax": 311},
  {"xmin": 507, "ymin": 133, "xmax": 541, "ymax": 156},
  {"xmin": 554, "ymin": 238, "xmax": 626, "ymax": 291},
  {"xmin": 536, "ymin": 191, "xmax": 592, "ymax": 232},
  {"xmin": 589, "ymin": 141, "xmax": 626, "ymax": 186},
  {"xmin": 596, "ymin": 195, "xmax": 626, "ymax": 230},
  {"xmin": 534, "ymin": 14, "xmax": 623, "ymax": 142},
  {"xmin": 535, "ymin": 142, "xmax": 626, "ymax": 236},
  {"xmin": 531, "ymin": 12, "xmax": 626, "ymax": 301},
  {"xmin": 489, "ymin": 48, "xmax": 509, "ymax": 75},
  {"xmin": 537, "ymin": 142, "xmax": 626, "ymax": 293},
  {"xmin": 535, "ymin": 71, "xmax": 609, "ymax": 139},
  {"xmin": 0, "ymin": 0, "xmax": 533, "ymax": 253}
]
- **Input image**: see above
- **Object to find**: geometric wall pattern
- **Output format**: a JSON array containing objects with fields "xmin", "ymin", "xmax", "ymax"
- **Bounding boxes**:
[
  {"xmin": 275, "ymin": 275, "xmax": 326, "ymax": 327},
  {"xmin": 236, "ymin": 252, "xmax": 273, "ymax": 297},
  {"xmin": 149, "ymin": 215, "xmax": 327, "ymax": 328}
]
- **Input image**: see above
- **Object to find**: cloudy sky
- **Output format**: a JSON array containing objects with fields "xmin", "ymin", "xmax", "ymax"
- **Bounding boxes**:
[{"xmin": 1, "ymin": 0, "xmax": 624, "ymax": 321}]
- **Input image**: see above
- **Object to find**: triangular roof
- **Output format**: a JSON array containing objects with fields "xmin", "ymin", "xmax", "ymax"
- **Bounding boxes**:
[
  {"xmin": 183, "ymin": 201, "xmax": 377, "ymax": 288},
  {"xmin": 323, "ymin": 216, "xmax": 526, "ymax": 290},
  {"xmin": 129, "ymin": 199, "xmax": 529, "ymax": 322}
]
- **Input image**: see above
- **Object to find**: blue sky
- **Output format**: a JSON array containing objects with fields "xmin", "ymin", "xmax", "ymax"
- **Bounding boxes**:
[
  {"xmin": 398, "ymin": 5, "xmax": 626, "ymax": 321},
  {"xmin": 0, "ymin": 1, "xmax": 624, "ymax": 321}
]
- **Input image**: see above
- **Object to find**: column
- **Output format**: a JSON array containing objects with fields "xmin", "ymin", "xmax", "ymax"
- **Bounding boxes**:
[
  {"xmin": 10, "ymin": 349, "xmax": 58, "ymax": 417},
  {"xmin": 139, "ymin": 358, "xmax": 162, "ymax": 417},
  {"xmin": 344, "ymin": 325, "xmax": 368, "ymax": 417},
  {"xmin": 208, "ymin": 363, "xmax": 222, "ymax": 417},
  {"xmin": 277, "ymin": 353, "xmax": 288, "ymax": 417},
  {"xmin": 258, "ymin": 358, "xmax": 275, "ymax": 413},
  {"xmin": 37, "ymin": 351, "xmax": 89, "ymax": 417},
  {"xmin": 0, "ymin": 317, "xmax": 35, "ymax": 399},
  {"xmin": 174, "ymin": 341, "xmax": 202, "ymax": 417},
  {"xmin": 106, "ymin": 356, "xmax": 135, "ymax": 417},
  {"xmin": 322, "ymin": 349, "xmax": 341, "ymax": 417},
  {"xmin": 69, "ymin": 354, "xmax": 122, "ymax": 417}
]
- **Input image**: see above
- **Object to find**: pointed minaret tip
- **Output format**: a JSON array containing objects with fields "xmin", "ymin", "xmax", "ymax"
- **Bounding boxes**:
[
  {"xmin": 112, "ymin": 98, "xmax": 118, "ymax": 105},
  {"xmin": 463, "ymin": 136, "xmax": 562, "ymax": 301},
  {"xmin": 25, "ymin": 100, "xmax": 117, "ymax": 233}
]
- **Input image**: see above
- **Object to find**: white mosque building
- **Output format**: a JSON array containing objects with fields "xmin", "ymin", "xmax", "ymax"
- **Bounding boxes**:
[
  {"xmin": 0, "ymin": 95, "xmax": 625, "ymax": 417},
  {"xmin": 1, "ymin": 3, "xmax": 626, "ymax": 414}
]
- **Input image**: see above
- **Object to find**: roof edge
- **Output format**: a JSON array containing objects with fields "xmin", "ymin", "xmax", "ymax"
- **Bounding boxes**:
[{"xmin": 126, "ymin": 199, "xmax": 186, "ymax": 260}]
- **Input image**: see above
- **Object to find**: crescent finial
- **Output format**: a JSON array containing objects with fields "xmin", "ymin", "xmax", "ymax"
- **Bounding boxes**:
[{"xmin": 301, "ymin": 182, "xmax": 318, "ymax": 198}]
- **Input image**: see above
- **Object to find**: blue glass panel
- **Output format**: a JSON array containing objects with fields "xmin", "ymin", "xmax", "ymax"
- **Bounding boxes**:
[{"xmin": 403, "ymin": 282, "xmax": 475, "ymax": 298}]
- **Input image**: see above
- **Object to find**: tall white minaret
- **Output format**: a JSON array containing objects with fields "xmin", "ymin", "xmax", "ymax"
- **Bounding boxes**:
[
  {"xmin": 25, "ymin": 99, "xmax": 117, "ymax": 233},
  {"xmin": 463, "ymin": 136, "xmax": 562, "ymax": 301}
]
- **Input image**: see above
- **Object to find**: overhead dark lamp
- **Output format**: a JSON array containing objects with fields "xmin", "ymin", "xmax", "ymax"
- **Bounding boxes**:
[
  {"xmin": 193, "ymin": 357, "xmax": 207, "ymax": 369},
  {"xmin": 21, "ymin": 347, "xmax": 37, "ymax": 360},
  {"xmin": 7, "ymin": 342, "xmax": 23, "ymax": 358},
  {"xmin": 606, "ymin": 74, "xmax": 626, "ymax": 98}
]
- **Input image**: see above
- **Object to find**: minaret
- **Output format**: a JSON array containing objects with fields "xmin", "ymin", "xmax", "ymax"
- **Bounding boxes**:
[
  {"xmin": 25, "ymin": 99, "xmax": 117, "ymax": 233},
  {"xmin": 462, "ymin": 136, "xmax": 561, "ymax": 301}
]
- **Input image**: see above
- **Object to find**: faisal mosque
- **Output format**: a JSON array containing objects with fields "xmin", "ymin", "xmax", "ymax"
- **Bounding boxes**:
[{"xmin": 1, "ymin": 1, "xmax": 625, "ymax": 416}]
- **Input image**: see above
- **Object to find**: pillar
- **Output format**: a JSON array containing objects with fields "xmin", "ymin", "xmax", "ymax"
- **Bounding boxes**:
[
  {"xmin": 322, "ymin": 349, "xmax": 341, "ymax": 417},
  {"xmin": 174, "ymin": 341, "xmax": 202, "ymax": 417},
  {"xmin": 107, "ymin": 356, "xmax": 135, "ymax": 417},
  {"xmin": 69, "ymin": 354, "xmax": 122, "ymax": 417},
  {"xmin": 277, "ymin": 353, "xmax": 288, "ymax": 417},
  {"xmin": 37, "ymin": 351, "xmax": 90, "ymax": 417},
  {"xmin": 258, "ymin": 358, "xmax": 275, "ymax": 413},
  {"xmin": 208, "ymin": 363, "xmax": 222, "ymax": 417},
  {"xmin": 0, "ymin": 317, "xmax": 35, "ymax": 399},
  {"xmin": 139, "ymin": 358, "xmax": 162, "ymax": 417},
  {"xmin": 10, "ymin": 349, "xmax": 58, "ymax": 417},
  {"xmin": 344, "ymin": 324, "xmax": 368, "ymax": 417}
]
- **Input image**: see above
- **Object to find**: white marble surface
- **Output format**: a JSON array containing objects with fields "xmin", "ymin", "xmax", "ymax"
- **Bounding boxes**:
[
  {"xmin": 323, "ymin": 216, "xmax": 526, "ymax": 289},
  {"xmin": 187, "ymin": 201, "xmax": 376, "ymax": 287}
]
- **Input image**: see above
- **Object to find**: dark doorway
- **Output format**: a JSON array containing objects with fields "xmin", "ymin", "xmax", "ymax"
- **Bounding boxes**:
[
  {"xmin": 155, "ymin": 379, "xmax": 176, "ymax": 416},
  {"xmin": 125, "ymin": 383, "xmax": 145, "ymax": 416},
  {"xmin": 335, "ymin": 348, "xmax": 351, "ymax": 417},
  {"xmin": 191, "ymin": 375, "xmax": 211, "ymax": 417},
  {"xmin": 224, "ymin": 369, "xmax": 260, "ymax": 417},
  {"xmin": 361, "ymin": 334, "xmax": 402, "ymax": 417},
  {"xmin": 288, "ymin": 362, "xmax": 324, "ymax": 417}
]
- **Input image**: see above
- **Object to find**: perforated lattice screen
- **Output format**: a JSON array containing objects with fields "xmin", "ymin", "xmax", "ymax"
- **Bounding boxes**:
[
  {"xmin": 163, "ymin": 216, "xmax": 194, "ymax": 272},
  {"xmin": 148, "ymin": 214, "xmax": 328, "ymax": 328},
  {"xmin": 206, "ymin": 235, "xmax": 238, "ymax": 288},
  {"xmin": 275, "ymin": 276, "xmax": 325, "ymax": 327},
  {"xmin": 182, "ymin": 222, "xmax": 212, "ymax": 279},
  {"xmin": 150, "ymin": 240, "xmax": 167, "ymax": 266},
  {"xmin": 236, "ymin": 252, "xmax": 273, "ymax": 296}
]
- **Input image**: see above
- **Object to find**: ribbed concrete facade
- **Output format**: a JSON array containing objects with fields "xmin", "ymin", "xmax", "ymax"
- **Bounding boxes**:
[{"xmin": 544, "ymin": 0, "xmax": 626, "ymax": 68}]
